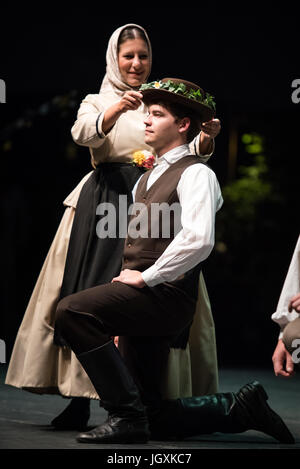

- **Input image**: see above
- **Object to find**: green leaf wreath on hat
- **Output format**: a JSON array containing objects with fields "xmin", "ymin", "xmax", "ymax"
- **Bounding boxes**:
[{"xmin": 140, "ymin": 79, "xmax": 216, "ymax": 111}]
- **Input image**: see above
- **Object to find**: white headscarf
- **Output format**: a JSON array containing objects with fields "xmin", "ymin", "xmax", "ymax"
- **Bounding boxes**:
[{"xmin": 100, "ymin": 23, "xmax": 152, "ymax": 95}]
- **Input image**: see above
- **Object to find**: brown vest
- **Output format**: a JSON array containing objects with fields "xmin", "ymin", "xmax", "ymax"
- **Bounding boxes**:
[{"xmin": 122, "ymin": 155, "xmax": 203, "ymax": 297}]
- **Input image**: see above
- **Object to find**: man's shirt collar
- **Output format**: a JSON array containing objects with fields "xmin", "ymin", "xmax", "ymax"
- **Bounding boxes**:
[{"xmin": 156, "ymin": 144, "xmax": 190, "ymax": 166}]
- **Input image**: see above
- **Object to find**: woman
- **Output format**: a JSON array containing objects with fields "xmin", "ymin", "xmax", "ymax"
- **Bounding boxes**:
[{"xmin": 5, "ymin": 24, "xmax": 220, "ymax": 429}]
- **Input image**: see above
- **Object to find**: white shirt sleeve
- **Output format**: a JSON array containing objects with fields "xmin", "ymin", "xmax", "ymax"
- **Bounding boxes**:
[
  {"xmin": 71, "ymin": 94, "xmax": 107, "ymax": 148},
  {"xmin": 189, "ymin": 131, "xmax": 215, "ymax": 163},
  {"xmin": 142, "ymin": 164, "xmax": 223, "ymax": 287},
  {"xmin": 271, "ymin": 235, "xmax": 300, "ymax": 338}
]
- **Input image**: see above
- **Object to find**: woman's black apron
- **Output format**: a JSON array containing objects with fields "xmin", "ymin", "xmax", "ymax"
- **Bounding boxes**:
[{"xmin": 59, "ymin": 163, "xmax": 144, "ymax": 298}]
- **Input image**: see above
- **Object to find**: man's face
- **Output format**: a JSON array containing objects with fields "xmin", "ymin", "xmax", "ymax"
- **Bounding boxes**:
[{"xmin": 144, "ymin": 104, "xmax": 183, "ymax": 155}]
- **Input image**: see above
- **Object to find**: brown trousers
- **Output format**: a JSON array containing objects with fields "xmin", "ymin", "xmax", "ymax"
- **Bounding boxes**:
[
  {"xmin": 55, "ymin": 280, "xmax": 195, "ymax": 355},
  {"xmin": 55, "ymin": 280, "xmax": 196, "ymax": 405}
]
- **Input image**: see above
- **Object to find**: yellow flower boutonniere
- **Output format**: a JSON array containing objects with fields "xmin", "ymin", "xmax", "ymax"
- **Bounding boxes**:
[{"xmin": 132, "ymin": 150, "xmax": 155, "ymax": 170}]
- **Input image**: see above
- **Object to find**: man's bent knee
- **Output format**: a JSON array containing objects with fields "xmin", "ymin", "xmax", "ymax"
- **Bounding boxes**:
[
  {"xmin": 55, "ymin": 296, "xmax": 78, "ymax": 338},
  {"xmin": 55, "ymin": 294, "xmax": 110, "ymax": 354}
]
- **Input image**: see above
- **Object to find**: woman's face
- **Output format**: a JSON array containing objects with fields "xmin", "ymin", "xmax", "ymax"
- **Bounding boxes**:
[{"xmin": 118, "ymin": 38, "xmax": 150, "ymax": 88}]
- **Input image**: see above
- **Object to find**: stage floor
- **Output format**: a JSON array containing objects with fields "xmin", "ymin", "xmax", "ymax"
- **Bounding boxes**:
[{"xmin": 1, "ymin": 366, "xmax": 299, "ymax": 453}]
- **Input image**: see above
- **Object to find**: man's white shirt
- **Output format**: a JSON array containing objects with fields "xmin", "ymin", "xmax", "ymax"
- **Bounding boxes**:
[{"xmin": 131, "ymin": 144, "xmax": 223, "ymax": 287}]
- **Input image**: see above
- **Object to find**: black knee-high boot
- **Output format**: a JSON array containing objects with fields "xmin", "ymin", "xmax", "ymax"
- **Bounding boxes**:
[
  {"xmin": 75, "ymin": 340, "xmax": 150, "ymax": 444},
  {"xmin": 148, "ymin": 381, "xmax": 294, "ymax": 444}
]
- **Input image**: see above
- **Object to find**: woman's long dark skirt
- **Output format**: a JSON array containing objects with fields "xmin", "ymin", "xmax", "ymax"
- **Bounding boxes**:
[
  {"xmin": 54, "ymin": 163, "xmax": 143, "ymax": 346},
  {"xmin": 60, "ymin": 163, "xmax": 144, "ymax": 298}
]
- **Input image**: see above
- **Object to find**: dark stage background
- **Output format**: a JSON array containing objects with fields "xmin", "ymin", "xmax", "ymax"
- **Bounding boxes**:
[{"xmin": 1, "ymin": 11, "xmax": 299, "ymax": 368}]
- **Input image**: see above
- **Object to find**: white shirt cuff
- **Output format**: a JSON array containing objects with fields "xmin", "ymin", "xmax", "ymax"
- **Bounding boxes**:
[
  {"xmin": 96, "ymin": 112, "xmax": 106, "ymax": 139},
  {"xmin": 141, "ymin": 264, "xmax": 165, "ymax": 287},
  {"xmin": 189, "ymin": 134, "xmax": 215, "ymax": 163},
  {"xmin": 200, "ymin": 137, "xmax": 215, "ymax": 158}
]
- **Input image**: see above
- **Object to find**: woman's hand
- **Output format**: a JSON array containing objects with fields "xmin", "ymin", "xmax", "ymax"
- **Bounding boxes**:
[
  {"xmin": 117, "ymin": 90, "xmax": 143, "ymax": 113},
  {"xmin": 102, "ymin": 91, "xmax": 143, "ymax": 134},
  {"xmin": 198, "ymin": 118, "xmax": 221, "ymax": 155},
  {"xmin": 201, "ymin": 118, "xmax": 221, "ymax": 139}
]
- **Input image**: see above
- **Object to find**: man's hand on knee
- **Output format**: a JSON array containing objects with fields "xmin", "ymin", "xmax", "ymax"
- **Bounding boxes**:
[{"xmin": 111, "ymin": 269, "xmax": 146, "ymax": 288}]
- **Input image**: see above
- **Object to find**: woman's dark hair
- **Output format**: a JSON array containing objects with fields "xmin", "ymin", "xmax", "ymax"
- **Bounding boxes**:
[{"xmin": 118, "ymin": 27, "xmax": 149, "ymax": 52}]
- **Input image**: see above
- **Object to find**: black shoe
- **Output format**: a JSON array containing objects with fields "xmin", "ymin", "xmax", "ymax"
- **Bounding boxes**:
[
  {"xmin": 77, "ymin": 415, "xmax": 149, "ymax": 444},
  {"xmin": 51, "ymin": 398, "xmax": 90, "ymax": 431},
  {"xmin": 234, "ymin": 381, "xmax": 295, "ymax": 444},
  {"xmin": 75, "ymin": 341, "xmax": 149, "ymax": 444}
]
